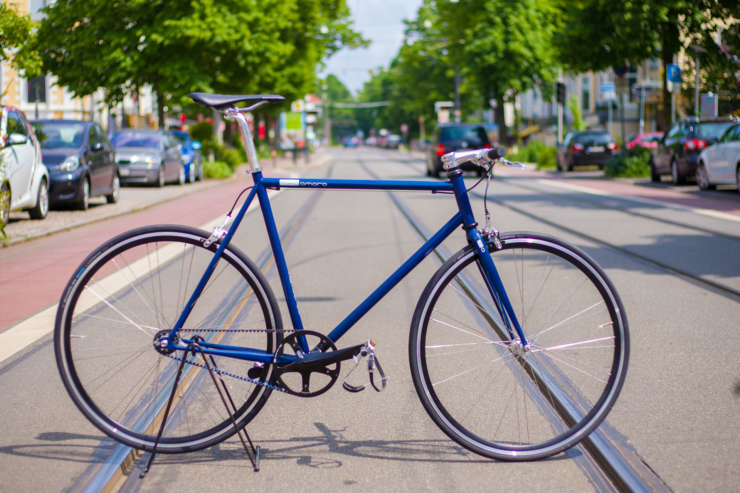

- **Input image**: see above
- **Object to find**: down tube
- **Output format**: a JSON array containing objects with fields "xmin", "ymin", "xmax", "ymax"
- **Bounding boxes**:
[{"xmin": 327, "ymin": 212, "xmax": 464, "ymax": 343}]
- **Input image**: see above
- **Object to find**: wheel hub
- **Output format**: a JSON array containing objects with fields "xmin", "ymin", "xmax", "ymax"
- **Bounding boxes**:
[{"xmin": 153, "ymin": 329, "xmax": 179, "ymax": 355}]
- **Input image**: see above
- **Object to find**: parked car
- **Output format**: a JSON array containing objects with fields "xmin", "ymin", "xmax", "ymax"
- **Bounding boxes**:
[
  {"xmin": 696, "ymin": 122, "xmax": 740, "ymax": 192},
  {"xmin": 385, "ymin": 135, "xmax": 402, "ymax": 149},
  {"xmin": 170, "ymin": 130, "xmax": 202, "ymax": 183},
  {"xmin": 342, "ymin": 136, "xmax": 359, "ymax": 148},
  {"xmin": 111, "ymin": 130, "xmax": 185, "ymax": 186},
  {"xmin": 427, "ymin": 123, "xmax": 492, "ymax": 177},
  {"xmin": 0, "ymin": 106, "xmax": 49, "ymax": 226},
  {"xmin": 557, "ymin": 130, "xmax": 618, "ymax": 171},
  {"xmin": 650, "ymin": 117, "xmax": 736, "ymax": 184},
  {"xmin": 32, "ymin": 120, "xmax": 119, "ymax": 210},
  {"xmin": 626, "ymin": 132, "xmax": 663, "ymax": 150}
]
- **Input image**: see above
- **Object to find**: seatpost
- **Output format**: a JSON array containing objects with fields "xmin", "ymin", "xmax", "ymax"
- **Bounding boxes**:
[{"xmin": 224, "ymin": 107, "xmax": 262, "ymax": 174}]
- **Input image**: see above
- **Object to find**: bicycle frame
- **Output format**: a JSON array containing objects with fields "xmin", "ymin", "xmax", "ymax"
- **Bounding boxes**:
[
  {"xmin": 164, "ymin": 169, "xmax": 529, "ymax": 366},
  {"xmin": 163, "ymin": 106, "xmax": 527, "ymax": 365}
]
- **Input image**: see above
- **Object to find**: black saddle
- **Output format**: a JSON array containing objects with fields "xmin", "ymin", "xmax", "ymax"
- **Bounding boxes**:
[{"xmin": 189, "ymin": 92, "xmax": 285, "ymax": 109}]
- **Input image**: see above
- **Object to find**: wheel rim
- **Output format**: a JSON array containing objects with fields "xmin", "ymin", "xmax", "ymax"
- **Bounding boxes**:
[
  {"xmin": 57, "ymin": 230, "xmax": 280, "ymax": 451},
  {"xmin": 0, "ymin": 185, "xmax": 10, "ymax": 225},
  {"xmin": 39, "ymin": 181, "xmax": 48, "ymax": 216},
  {"xmin": 82, "ymin": 180, "xmax": 89, "ymax": 208},
  {"xmin": 697, "ymin": 165, "xmax": 708, "ymax": 189},
  {"xmin": 413, "ymin": 238, "xmax": 626, "ymax": 458},
  {"xmin": 112, "ymin": 175, "xmax": 120, "ymax": 200}
]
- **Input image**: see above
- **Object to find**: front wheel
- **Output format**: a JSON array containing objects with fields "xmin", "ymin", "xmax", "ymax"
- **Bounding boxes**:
[
  {"xmin": 29, "ymin": 178, "xmax": 48, "ymax": 220},
  {"xmin": 696, "ymin": 162, "xmax": 715, "ymax": 190},
  {"xmin": 54, "ymin": 225, "xmax": 283, "ymax": 453},
  {"xmin": 409, "ymin": 232, "xmax": 629, "ymax": 461}
]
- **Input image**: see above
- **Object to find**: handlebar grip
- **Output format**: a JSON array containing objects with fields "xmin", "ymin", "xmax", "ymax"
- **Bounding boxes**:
[{"xmin": 487, "ymin": 146, "xmax": 507, "ymax": 160}]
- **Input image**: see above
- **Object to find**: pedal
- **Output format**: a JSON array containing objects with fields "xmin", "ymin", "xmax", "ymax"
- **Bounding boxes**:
[{"xmin": 342, "ymin": 340, "xmax": 388, "ymax": 393}]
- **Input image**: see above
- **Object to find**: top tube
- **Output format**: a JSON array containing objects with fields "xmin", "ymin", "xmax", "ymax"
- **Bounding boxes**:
[{"xmin": 259, "ymin": 176, "xmax": 455, "ymax": 192}]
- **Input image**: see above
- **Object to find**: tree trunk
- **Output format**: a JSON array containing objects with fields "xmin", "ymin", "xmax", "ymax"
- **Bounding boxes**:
[
  {"xmin": 155, "ymin": 84, "xmax": 165, "ymax": 129},
  {"xmin": 661, "ymin": 13, "xmax": 679, "ymax": 129},
  {"xmin": 495, "ymin": 94, "xmax": 508, "ymax": 147}
]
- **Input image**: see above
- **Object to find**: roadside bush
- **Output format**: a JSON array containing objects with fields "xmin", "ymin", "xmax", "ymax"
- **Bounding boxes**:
[
  {"xmin": 536, "ymin": 146, "xmax": 557, "ymax": 169},
  {"xmin": 203, "ymin": 160, "xmax": 233, "ymax": 179},
  {"xmin": 604, "ymin": 148, "xmax": 651, "ymax": 178},
  {"xmin": 222, "ymin": 148, "xmax": 244, "ymax": 170},
  {"xmin": 190, "ymin": 122, "xmax": 213, "ymax": 143}
]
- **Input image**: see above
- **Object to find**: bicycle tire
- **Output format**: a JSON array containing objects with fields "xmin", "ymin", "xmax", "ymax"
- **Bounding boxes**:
[
  {"xmin": 55, "ymin": 225, "xmax": 283, "ymax": 453},
  {"xmin": 409, "ymin": 232, "xmax": 629, "ymax": 461}
]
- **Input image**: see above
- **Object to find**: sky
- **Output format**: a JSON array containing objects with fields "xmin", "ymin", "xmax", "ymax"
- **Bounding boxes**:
[{"xmin": 320, "ymin": 0, "xmax": 424, "ymax": 94}]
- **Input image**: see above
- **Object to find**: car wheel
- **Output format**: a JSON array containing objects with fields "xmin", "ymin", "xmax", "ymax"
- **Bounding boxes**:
[
  {"xmin": 696, "ymin": 162, "xmax": 715, "ymax": 191},
  {"xmin": 671, "ymin": 159, "xmax": 685, "ymax": 185},
  {"xmin": 649, "ymin": 158, "xmax": 660, "ymax": 182},
  {"xmin": 565, "ymin": 156, "xmax": 573, "ymax": 172},
  {"xmin": 178, "ymin": 165, "xmax": 185, "ymax": 186},
  {"xmin": 77, "ymin": 178, "xmax": 90, "ymax": 211},
  {"xmin": 106, "ymin": 174, "xmax": 120, "ymax": 203},
  {"xmin": 736, "ymin": 164, "xmax": 740, "ymax": 194},
  {"xmin": 1, "ymin": 182, "xmax": 12, "ymax": 227},
  {"xmin": 29, "ymin": 178, "xmax": 49, "ymax": 220},
  {"xmin": 156, "ymin": 167, "xmax": 165, "ymax": 187}
]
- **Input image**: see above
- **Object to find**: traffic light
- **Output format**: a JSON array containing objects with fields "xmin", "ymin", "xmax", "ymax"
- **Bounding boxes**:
[{"xmin": 556, "ymin": 82, "xmax": 566, "ymax": 104}]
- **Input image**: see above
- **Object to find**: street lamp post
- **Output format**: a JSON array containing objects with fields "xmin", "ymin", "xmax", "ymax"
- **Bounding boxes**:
[{"xmin": 689, "ymin": 44, "xmax": 708, "ymax": 117}]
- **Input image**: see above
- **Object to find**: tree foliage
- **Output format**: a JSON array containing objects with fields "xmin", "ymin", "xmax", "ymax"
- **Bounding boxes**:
[
  {"xmin": 0, "ymin": 3, "xmax": 41, "ymax": 78},
  {"xmin": 33, "ymin": 0, "xmax": 365, "ymax": 126}
]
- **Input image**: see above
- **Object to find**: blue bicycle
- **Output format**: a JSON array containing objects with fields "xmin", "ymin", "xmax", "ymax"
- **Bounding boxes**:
[{"xmin": 54, "ymin": 93, "xmax": 629, "ymax": 464}]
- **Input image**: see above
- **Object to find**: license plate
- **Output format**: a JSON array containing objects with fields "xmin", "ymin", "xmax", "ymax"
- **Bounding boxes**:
[
  {"xmin": 119, "ymin": 168, "xmax": 130, "ymax": 176},
  {"xmin": 587, "ymin": 146, "xmax": 605, "ymax": 153}
]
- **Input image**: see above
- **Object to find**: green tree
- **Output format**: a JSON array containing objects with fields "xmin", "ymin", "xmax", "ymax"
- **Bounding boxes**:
[
  {"xmin": 0, "ymin": 3, "xmax": 41, "ymax": 79},
  {"xmin": 33, "ymin": 0, "xmax": 365, "ymax": 127},
  {"xmin": 438, "ymin": 0, "xmax": 559, "ymax": 144},
  {"xmin": 555, "ymin": 0, "xmax": 740, "ymax": 124}
]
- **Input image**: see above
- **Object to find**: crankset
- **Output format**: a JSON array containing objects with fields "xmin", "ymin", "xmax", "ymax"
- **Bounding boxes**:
[{"xmin": 271, "ymin": 330, "xmax": 364, "ymax": 397}]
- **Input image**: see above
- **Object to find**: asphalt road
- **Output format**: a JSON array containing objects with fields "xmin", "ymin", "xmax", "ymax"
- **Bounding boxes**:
[{"xmin": 0, "ymin": 147, "xmax": 738, "ymax": 492}]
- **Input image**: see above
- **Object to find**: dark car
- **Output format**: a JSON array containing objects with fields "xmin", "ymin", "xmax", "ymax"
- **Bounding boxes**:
[
  {"xmin": 427, "ymin": 124, "xmax": 491, "ymax": 177},
  {"xmin": 170, "ymin": 131, "xmax": 202, "ymax": 183},
  {"xmin": 31, "ymin": 120, "xmax": 119, "ymax": 210},
  {"xmin": 342, "ymin": 136, "xmax": 359, "ymax": 148},
  {"xmin": 112, "ymin": 130, "xmax": 185, "ymax": 187},
  {"xmin": 651, "ymin": 117, "xmax": 737, "ymax": 184},
  {"xmin": 557, "ymin": 130, "xmax": 618, "ymax": 171}
]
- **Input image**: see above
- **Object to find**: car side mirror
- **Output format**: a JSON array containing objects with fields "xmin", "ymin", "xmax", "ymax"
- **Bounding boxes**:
[
  {"xmin": 6, "ymin": 133, "xmax": 28, "ymax": 146},
  {"xmin": 191, "ymin": 141, "xmax": 201, "ymax": 150},
  {"xmin": 91, "ymin": 142, "xmax": 104, "ymax": 152}
]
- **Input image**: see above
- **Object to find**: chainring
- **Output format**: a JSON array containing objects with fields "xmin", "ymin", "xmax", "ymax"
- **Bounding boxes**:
[{"xmin": 272, "ymin": 330, "xmax": 340, "ymax": 397}]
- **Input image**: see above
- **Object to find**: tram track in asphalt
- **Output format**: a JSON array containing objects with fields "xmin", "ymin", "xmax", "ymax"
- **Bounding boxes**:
[
  {"xmin": 395, "ymin": 154, "xmax": 740, "ymax": 301},
  {"xmin": 358, "ymin": 157, "xmax": 670, "ymax": 493},
  {"xmin": 78, "ymin": 166, "xmax": 335, "ymax": 493}
]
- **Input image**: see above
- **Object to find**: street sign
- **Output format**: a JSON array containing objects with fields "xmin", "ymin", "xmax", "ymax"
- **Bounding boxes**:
[
  {"xmin": 291, "ymin": 100, "xmax": 305, "ymax": 112},
  {"xmin": 614, "ymin": 66, "xmax": 628, "ymax": 78},
  {"xmin": 666, "ymin": 64, "xmax": 681, "ymax": 93},
  {"xmin": 400, "ymin": 123, "xmax": 409, "ymax": 134},
  {"xmin": 615, "ymin": 78, "xmax": 630, "ymax": 95},
  {"xmin": 700, "ymin": 93, "xmax": 718, "ymax": 119},
  {"xmin": 600, "ymin": 82, "xmax": 616, "ymax": 100}
]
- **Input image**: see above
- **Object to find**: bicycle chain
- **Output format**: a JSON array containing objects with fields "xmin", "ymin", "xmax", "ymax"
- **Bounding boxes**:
[{"xmin": 161, "ymin": 327, "xmax": 297, "ymax": 393}]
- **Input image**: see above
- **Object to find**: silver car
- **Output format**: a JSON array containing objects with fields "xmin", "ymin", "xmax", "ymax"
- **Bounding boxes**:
[
  {"xmin": 1, "ymin": 105, "xmax": 49, "ymax": 227},
  {"xmin": 696, "ymin": 122, "xmax": 740, "ymax": 192},
  {"xmin": 111, "ymin": 130, "xmax": 185, "ymax": 187}
]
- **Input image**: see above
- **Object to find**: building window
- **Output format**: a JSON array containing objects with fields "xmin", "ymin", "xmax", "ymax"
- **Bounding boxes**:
[
  {"xmin": 29, "ymin": 0, "xmax": 47, "ymax": 15},
  {"xmin": 581, "ymin": 76, "xmax": 590, "ymax": 111},
  {"xmin": 27, "ymin": 76, "xmax": 47, "ymax": 103}
]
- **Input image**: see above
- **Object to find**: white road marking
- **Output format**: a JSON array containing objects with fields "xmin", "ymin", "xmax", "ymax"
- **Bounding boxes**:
[
  {"xmin": 0, "ymin": 187, "xmax": 286, "ymax": 365},
  {"xmin": 537, "ymin": 179, "xmax": 740, "ymax": 223}
]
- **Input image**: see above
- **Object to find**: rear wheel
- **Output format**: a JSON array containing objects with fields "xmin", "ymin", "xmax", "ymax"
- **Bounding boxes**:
[
  {"xmin": 649, "ymin": 159, "xmax": 660, "ymax": 183},
  {"xmin": 106, "ymin": 174, "xmax": 120, "ymax": 203},
  {"xmin": 54, "ymin": 225, "xmax": 283, "ymax": 453},
  {"xmin": 409, "ymin": 233, "xmax": 629, "ymax": 461},
  {"xmin": 671, "ymin": 159, "xmax": 685, "ymax": 185}
]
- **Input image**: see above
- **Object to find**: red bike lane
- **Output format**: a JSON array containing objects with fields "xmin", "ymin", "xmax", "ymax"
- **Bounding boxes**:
[{"xmin": 0, "ymin": 170, "xmax": 286, "ymax": 333}]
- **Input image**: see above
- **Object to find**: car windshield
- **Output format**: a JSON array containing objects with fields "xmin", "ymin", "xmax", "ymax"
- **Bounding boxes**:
[
  {"xmin": 575, "ymin": 133, "xmax": 612, "ymax": 144},
  {"xmin": 111, "ymin": 132, "xmax": 160, "ymax": 148},
  {"xmin": 32, "ymin": 122, "xmax": 85, "ymax": 149},
  {"xmin": 695, "ymin": 122, "xmax": 735, "ymax": 140},
  {"xmin": 172, "ymin": 134, "xmax": 188, "ymax": 143},
  {"xmin": 440, "ymin": 126, "xmax": 488, "ymax": 145}
]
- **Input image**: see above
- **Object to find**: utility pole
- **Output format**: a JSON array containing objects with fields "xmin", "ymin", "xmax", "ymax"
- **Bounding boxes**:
[
  {"xmin": 690, "ymin": 44, "xmax": 707, "ymax": 117},
  {"xmin": 557, "ymin": 68, "xmax": 563, "ymax": 144},
  {"xmin": 454, "ymin": 68, "xmax": 461, "ymax": 123}
]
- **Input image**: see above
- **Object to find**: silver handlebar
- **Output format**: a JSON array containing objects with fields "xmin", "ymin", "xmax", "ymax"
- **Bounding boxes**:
[{"xmin": 440, "ymin": 148, "xmax": 525, "ymax": 171}]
